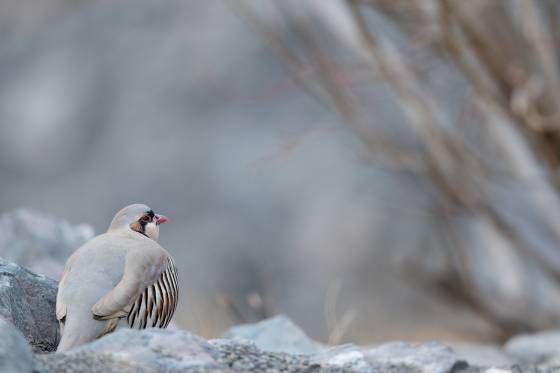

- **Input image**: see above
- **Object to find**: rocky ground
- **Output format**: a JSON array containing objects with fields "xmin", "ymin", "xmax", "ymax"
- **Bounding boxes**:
[
  {"xmin": 1, "ymin": 257, "xmax": 560, "ymax": 372},
  {"xmin": 1, "ymin": 209, "xmax": 560, "ymax": 372}
]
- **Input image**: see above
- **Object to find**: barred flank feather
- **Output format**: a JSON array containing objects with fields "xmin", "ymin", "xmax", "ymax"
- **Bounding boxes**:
[{"xmin": 127, "ymin": 257, "xmax": 178, "ymax": 329}]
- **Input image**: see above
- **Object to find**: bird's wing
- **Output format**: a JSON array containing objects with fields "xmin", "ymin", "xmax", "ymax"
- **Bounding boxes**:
[
  {"xmin": 125, "ymin": 256, "xmax": 178, "ymax": 329},
  {"xmin": 56, "ymin": 254, "xmax": 77, "ymax": 322},
  {"xmin": 91, "ymin": 247, "xmax": 179, "ymax": 329}
]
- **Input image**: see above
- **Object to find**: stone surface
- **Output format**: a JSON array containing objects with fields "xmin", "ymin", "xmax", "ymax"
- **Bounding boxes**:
[
  {"xmin": 449, "ymin": 343, "xmax": 515, "ymax": 367},
  {"xmin": 504, "ymin": 330, "xmax": 560, "ymax": 366},
  {"xmin": 37, "ymin": 329, "xmax": 503, "ymax": 373},
  {"xmin": 363, "ymin": 341, "xmax": 469, "ymax": 373},
  {"xmin": 39, "ymin": 328, "xmax": 363, "ymax": 372},
  {"xmin": 0, "ymin": 209, "xmax": 93, "ymax": 281},
  {"xmin": 222, "ymin": 314, "xmax": 325, "ymax": 355},
  {"xmin": 37, "ymin": 328, "xmax": 224, "ymax": 373},
  {"xmin": 210, "ymin": 339, "xmax": 320, "ymax": 372},
  {"xmin": 0, "ymin": 316, "xmax": 35, "ymax": 373},
  {"xmin": 1, "ymin": 240, "xmax": 558, "ymax": 372},
  {"xmin": 313, "ymin": 344, "xmax": 374, "ymax": 372},
  {"xmin": 0, "ymin": 258, "xmax": 59, "ymax": 352}
]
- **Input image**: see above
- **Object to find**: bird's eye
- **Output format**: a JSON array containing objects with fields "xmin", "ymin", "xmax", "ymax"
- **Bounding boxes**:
[{"xmin": 141, "ymin": 215, "xmax": 151, "ymax": 223}]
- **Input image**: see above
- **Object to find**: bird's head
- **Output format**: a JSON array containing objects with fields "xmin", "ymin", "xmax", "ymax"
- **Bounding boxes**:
[{"xmin": 108, "ymin": 203, "xmax": 169, "ymax": 241}]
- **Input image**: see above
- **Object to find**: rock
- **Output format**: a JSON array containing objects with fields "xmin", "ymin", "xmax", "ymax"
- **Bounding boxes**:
[
  {"xmin": 504, "ymin": 329, "xmax": 560, "ymax": 365},
  {"xmin": 0, "ymin": 316, "xmax": 35, "ymax": 373},
  {"xmin": 0, "ymin": 209, "xmax": 94, "ymax": 280},
  {"xmin": 363, "ymin": 341, "xmax": 469, "ymax": 373},
  {"xmin": 36, "ymin": 327, "xmax": 491, "ymax": 373},
  {"xmin": 222, "ymin": 318, "xmax": 480, "ymax": 372},
  {"xmin": 313, "ymin": 344, "xmax": 374, "ymax": 372},
  {"xmin": 0, "ymin": 258, "xmax": 59, "ymax": 352},
  {"xmin": 38, "ymin": 328, "xmax": 324, "ymax": 373},
  {"xmin": 37, "ymin": 328, "xmax": 223, "ymax": 373},
  {"xmin": 222, "ymin": 314, "xmax": 325, "ymax": 354},
  {"xmin": 37, "ymin": 327, "xmax": 370, "ymax": 373},
  {"xmin": 449, "ymin": 343, "xmax": 515, "ymax": 367},
  {"xmin": 0, "ymin": 253, "xmax": 547, "ymax": 372},
  {"xmin": 209, "ymin": 339, "xmax": 321, "ymax": 372}
]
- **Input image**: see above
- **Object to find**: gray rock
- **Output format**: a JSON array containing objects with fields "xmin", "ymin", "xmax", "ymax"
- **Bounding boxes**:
[
  {"xmin": 37, "ymin": 328, "xmax": 225, "ymax": 373},
  {"xmin": 0, "ymin": 253, "xmax": 538, "ymax": 373},
  {"xmin": 449, "ymin": 343, "xmax": 515, "ymax": 367},
  {"xmin": 222, "ymin": 314, "xmax": 325, "ymax": 355},
  {"xmin": 0, "ymin": 253, "xmax": 509, "ymax": 372},
  {"xmin": 313, "ymin": 344, "xmax": 375, "ymax": 372},
  {"xmin": 0, "ymin": 258, "xmax": 59, "ymax": 352},
  {"xmin": 504, "ymin": 330, "xmax": 560, "ymax": 365},
  {"xmin": 209, "ymin": 339, "xmax": 321, "ymax": 372},
  {"xmin": 36, "ymin": 329, "xmax": 492, "ymax": 373},
  {"xmin": 363, "ymin": 341, "xmax": 469, "ymax": 373},
  {"xmin": 0, "ymin": 316, "xmax": 35, "ymax": 373},
  {"xmin": 38, "ymin": 325, "xmax": 376, "ymax": 373},
  {"xmin": 39, "ymin": 328, "xmax": 326, "ymax": 373},
  {"xmin": 0, "ymin": 209, "xmax": 94, "ymax": 281}
]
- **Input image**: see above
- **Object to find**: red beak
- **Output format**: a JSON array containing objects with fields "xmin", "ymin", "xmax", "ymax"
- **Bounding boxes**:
[{"xmin": 155, "ymin": 215, "xmax": 169, "ymax": 225}]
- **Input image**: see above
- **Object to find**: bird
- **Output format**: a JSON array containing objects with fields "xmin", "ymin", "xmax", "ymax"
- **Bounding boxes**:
[{"xmin": 55, "ymin": 204, "xmax": 178, "ymax": 351}]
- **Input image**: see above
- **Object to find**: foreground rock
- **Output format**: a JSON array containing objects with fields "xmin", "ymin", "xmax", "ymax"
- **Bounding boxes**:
[
  {"xmin": 0, "ymin": 209, "xmax": 93, "ymax": 280},
  {"xmin": 3, "ymin": 256, "xmax": 560, "ymax": 371},
  {"xmin": 0, "ymin": 316, "xmax": 35, "ymax": 373},
  {"xmin": 223, "ymin": 315, "xmax": 325, "ymax": 354},
  {"xmin": 37, "ymin": 328, "xmax": 478, "ymax": 373},
  {"xmin": 363, "ymin": 341, "xmax": 469, "ymax": 373},
  {"xmin": 36, "ymin": 313, "xmax": 480, "ymax": 373},
  {"xmin": 0, "ymin": 258, "xmax": 59, "ymax": 352},
  {"xmin": 37, "ymin": 328, "xmax": 223, "ymax": 373},
  {"xmin": 223, "ymin": 317, "xmax": 469, "ymax": 372},
  {"xmin": 504, "ymin": 329, "xmax": 560, "ymax": 366},
  {"xmin": 449, "ymin": 343, "xmax": 515, "ymax": 367}
]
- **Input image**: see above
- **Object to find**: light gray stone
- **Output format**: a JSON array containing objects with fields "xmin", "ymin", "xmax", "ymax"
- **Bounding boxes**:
[
  {"xmin": 209, "ymin": 339, "xmax": 321, "ymax": 372},
  {"xmin": 37, "ymin": 328, "xmax": 224, "ymax": 373},
  {"xmin": 0, "ymin": 249, "xmax": 504, "ymax": 372},
  {"xmin": 222, "ymin": 314, "xmax": 325, "ymax": 355},
  {"xmin": 0, "ymin": 253, "xmax": 539, "ymax": 373},
  {"xmin": 0, "ymin": 258, "xmax": 59, "ymax": 352},
  {"xmin": 449, "ymin": 343, "xmax": 515, "ymax": 367},
  {"xmin": 0, "ymin": 316, "xmax": 35, "ymax": 373},
  {"xmin": 0, "ymin": 209, "xmax": 93, "ymax": 281},
  {"xmin": 364, "ymin": 341, "xmax": 469, "ymax": 373},
  {"xmin": 504, "ymin": 330, "xmax": 560, "ymax": 365},
  {"xmin": 313, "ymin": 344, "xmax": 375, "ymax": 372}
]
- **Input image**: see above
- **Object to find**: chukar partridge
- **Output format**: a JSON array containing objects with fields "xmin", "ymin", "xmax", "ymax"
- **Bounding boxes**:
[{"xmin": 56, "ymin": 204, "xmax": 178, "ymax": 351}]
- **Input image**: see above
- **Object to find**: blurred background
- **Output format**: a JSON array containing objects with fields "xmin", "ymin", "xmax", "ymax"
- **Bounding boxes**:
[{"xmin": 3, "ymin": 0, "xmax": 560, "ymax": 345}]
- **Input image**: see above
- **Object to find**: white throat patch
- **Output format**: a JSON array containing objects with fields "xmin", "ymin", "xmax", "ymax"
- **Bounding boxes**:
[{"xmin": 144, "ymin": 221, "xmax": 160, "ymax": 241}]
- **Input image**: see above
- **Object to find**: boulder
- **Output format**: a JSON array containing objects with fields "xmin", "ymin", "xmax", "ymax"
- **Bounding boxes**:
[
  {"xmin": 0, "ymin": 316, "xmax": 35, "ymax": 373},
  {"xmin": 0, "ymin": 227, "xmax": 552, "ymax": 372},
  {"xmin": 449, "ymin": 343, "xmax": 515, "ymax": 367},
  {"xmin": 0, "ymin": 209, "xmax": 93, "ymax": 281},
  {"xmin": 209, "ymin": 339, "xmax": 321, "ymax": 372},
  {"xmin": 363, "ymin": 341, "xmax": 469, "ymax": 373},
  {"xmin": 313, "ymin": 344, "xmax": 374, "ymax": 372},
  {"xmin": 504, "ymin": 329, "xmax": 560, "ymax": 366},
  {"xmin": 38, "ymin": 329, "xmax": 487, "ymax": 373},
  {"xmin": 37, "ymin": 328, "xmax": 223, "ymax": 373},
  {"xmin": 39, "ymin": 328, "xmax": 337, "ymax": 372},
  {"xmin": 0, "ymin": 258, "xmax": 59, "ymax": 352},
  {"xmin": 222, "ymin": 314, "xmax": 324, "ymax": 354},
  {"xmin": 221, "ymin": 316, "xmax": 480, "ymax": 372}
]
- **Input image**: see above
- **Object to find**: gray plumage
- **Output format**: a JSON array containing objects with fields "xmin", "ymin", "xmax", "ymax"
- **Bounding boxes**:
[{"xmin": 56, "ymin": 204, "xmax": 178, "ymax": 351}]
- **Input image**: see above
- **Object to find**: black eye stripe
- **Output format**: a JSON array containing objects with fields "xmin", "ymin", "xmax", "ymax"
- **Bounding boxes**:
[{"xmin": 138, "ymin": 210, "xmax": 155, "ymax": 228}]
